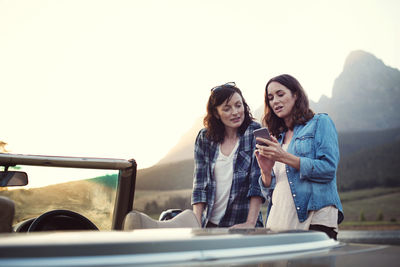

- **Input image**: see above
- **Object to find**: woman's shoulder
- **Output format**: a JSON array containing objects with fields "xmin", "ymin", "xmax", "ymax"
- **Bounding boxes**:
[
  {"xmin": 306, "ymin": 113, "xmax": 332, "ymax": 123},
  {"xmin": 198, "ymin": 127, "xmax": 207, "ymax": 134},
  {"xmin": 196, "ymin": 128, "xmax": 218, "ymax": 144},
  {"xmin": 247, "ymin": 120, "xmax": 262, "ymax": 131},
  {"xmin": 307, "ymin": 113, "xmax": 337, "ymax": 134},
  {"xmin": 196, "ymin": 128, "xmax": 208, "ymax": 139},
  {"xmin": 297, "ymin": 113, "xmax": 334, "ymax": 132},
  {"xmin": 240, "ymin": 121, "xmax": 261, "ymax": 141},
  {"xmin": 312, "ymin": 113, "xmax": 335, "ymax": 124}
]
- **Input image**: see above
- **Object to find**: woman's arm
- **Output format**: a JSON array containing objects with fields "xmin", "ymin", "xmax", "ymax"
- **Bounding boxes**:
[
  {"xmin": 191, "ymin": 130, "xmax": 210, "ymax": 227},
  {"xmin": 230, "ymin": 196, "xmax": 262, "ymax": 228},
  {"xmin": 192, "ymin": 202, "xmax": 205, "ymax": 225},
  {"xmin": 279, "ymin": 151, "xmax": 300, "ymax": 170},
  {"xmin": 260, "ymin": 168, "xmax": 273, "ymax": 187},
  {"xmin": 231, "ymin": 127, "xmax": 265, "ymax": 228},
  {"xmin": 254, "ymin": 139, "xmax": 276, "ymax": 187}
]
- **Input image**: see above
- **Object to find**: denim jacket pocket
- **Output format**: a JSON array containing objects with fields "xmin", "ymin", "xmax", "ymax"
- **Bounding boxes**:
[{"xmin": 294, "ymin": 135, "xmax": 314, "ymax": 157}]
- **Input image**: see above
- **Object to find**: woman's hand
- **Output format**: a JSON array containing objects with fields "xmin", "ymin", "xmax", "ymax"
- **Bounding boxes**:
[
  {"xmin": 256, "ymin": 135, "xmax": 285, "ymax": 161},
  {"xmin": 230, "ymin": 221, "xmax": 256, "ymax": 229},
  {"xmin": 230, "ymin": 196, "xmax": 262, "ymax": 229},
  {"xmin": 192, "ymin": 203, "xmax": 205, "ymax": 226},
  {"xmin": 256, "ymin": 135, "xmax": 300, "ymax": 170},
  {"xmin": 254, "ymin": 149, "xmax": 275, "ymax": 172},
  {"xmin": 254, "ymin": 149, "xmax": 274, "ymax": 187},
  {"xmin": 255, "ymin": 135, "xmax": 280, "ymax": 171}
]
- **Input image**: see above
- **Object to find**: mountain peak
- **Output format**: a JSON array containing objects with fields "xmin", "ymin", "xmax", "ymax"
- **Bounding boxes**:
[
  {"xmin": 331, "ymin": 50, "xmax": 400, "ymax": 100},
  {"xmin": 324, "ymin": 51, "xmax": 400, "ymax": 131},
  {"xmin": 342, "ymin": 50, "xmax": 386, "ymax": 72},
  {"xmin": 344, "ymin": 50, "xmax": 383, "ymax": 68}
]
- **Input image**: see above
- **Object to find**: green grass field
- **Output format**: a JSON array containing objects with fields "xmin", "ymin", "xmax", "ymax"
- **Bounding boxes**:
[{"xmin": 338, "ymin": 187, "xmax": 400, "ymax": 229}]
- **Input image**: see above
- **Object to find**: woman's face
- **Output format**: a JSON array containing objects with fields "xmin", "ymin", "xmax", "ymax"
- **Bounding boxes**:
[
  {"xmin": 267, "ymin": 81, "xmax": 297, "ymax": 122},
  {"xmin": 215, "ymin": 92, "xmax": 245, "ymax": 131}
]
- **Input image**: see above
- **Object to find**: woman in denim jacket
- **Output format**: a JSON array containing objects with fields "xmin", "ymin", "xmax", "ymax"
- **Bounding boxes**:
[
  {"xmin": 192, "ymin": 82, "xmax": 265, "ymax": 228},
  {"xmin": 255, "ymin": 74, "xmax": 343, "ymax": 239}
]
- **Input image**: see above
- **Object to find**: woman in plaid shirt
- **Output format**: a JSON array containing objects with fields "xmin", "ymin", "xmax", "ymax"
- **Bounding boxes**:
[{"xmin": 191, "ymin": 82, "xmax": 265, "ymax": 228}]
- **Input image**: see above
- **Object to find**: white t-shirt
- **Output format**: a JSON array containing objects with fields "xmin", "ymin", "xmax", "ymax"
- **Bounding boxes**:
[
  {"xmin": 266, "ymin": 143, "xmax": 338, "ymax": 232},
  {"xmin": 209, "ymin": 141, "xmax": 239, "ymax": 225}
]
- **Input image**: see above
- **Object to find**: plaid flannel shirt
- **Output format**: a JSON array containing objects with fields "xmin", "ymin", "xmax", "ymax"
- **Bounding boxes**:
[{"xmin": 191, "ymin": 121, "xmax": 265, "ymax": 227}]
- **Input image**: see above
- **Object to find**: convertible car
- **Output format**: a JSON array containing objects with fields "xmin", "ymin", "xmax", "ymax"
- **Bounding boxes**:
[{"xmin": 0, "ymin": 153, "xmax": 399, "ymax": 266}]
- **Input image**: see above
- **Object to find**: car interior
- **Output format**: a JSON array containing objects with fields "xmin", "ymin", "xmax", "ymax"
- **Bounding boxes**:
[
  {"xmin": 1, "ymin": 168, "xmax": 200, "ymax": 233},
  {"xmin": 2, "ymin": 198, "xmax": 200, "ymax": 233},
  {"xmin": 0, "ymin": 158, "xmax": 201, "ymax": 233},
  {"xmin": 0, "ymin": 196, "xmax": 14, "ymax": 233}
]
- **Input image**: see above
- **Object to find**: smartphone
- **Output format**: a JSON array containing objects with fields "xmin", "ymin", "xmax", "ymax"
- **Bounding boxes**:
[{"xmin": 253, "ymin": 127, "xmax": 271, "ymax": 146}]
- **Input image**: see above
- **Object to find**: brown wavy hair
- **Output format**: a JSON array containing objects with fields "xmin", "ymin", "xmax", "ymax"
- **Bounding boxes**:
[
  {"xmin": 262, "ymin": 74, "xmax": 314, "ymax": 137},
  {"xmin": 204, "ymin": 83, "xmax": 254, "ymax": 143}
]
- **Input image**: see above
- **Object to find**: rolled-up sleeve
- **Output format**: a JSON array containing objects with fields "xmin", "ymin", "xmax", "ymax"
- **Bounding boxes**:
[
  {"xmin": 191, "ymin": 131, "xmax": 208, "ymax": 204},
  {"xmin": 244, "ymin": 124, "xmax": 265, "ymax": 202},
  {"xmin": 258, "ymin": 172, "xmax": 276, "ymax": 200},
  {"xmin": 247, "ymin": 145, "xmax": 265, "ymax": 203}
]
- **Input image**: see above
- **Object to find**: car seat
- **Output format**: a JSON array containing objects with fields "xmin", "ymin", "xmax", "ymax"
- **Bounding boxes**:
[
  {"xmin": 0, "ymin": 196, "xmax": 15, "ymax": 233},
  {"xmin": 122, "ymin": 209, "xmax": 200, "ymax": 230}
]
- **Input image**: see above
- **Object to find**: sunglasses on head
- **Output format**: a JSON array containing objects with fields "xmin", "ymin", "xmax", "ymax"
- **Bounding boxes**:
[{"xmin": 210, "ymin": 82, "xmax": 236, "ymax": 92}]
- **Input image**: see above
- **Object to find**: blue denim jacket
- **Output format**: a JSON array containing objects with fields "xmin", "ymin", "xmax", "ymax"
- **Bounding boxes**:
[{"xmin": 259, "ymin": 113, "xmax": 344, "ymax": 224}]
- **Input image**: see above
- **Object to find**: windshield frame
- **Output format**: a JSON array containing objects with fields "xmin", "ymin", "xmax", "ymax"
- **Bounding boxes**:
[{"xmin": 0, "ymin": 153, "xmax": 137, "ymax": 230}]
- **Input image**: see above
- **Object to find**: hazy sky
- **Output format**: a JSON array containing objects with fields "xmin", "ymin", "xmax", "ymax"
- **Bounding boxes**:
[{"xmin": 1, "ymin": 0, "xmax": 399, "ymax": 186}]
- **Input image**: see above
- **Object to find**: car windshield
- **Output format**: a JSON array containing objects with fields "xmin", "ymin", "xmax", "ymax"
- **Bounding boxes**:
[{"xmin": 0, "ymin": 165, "xmax": 119, "ymax": 230}]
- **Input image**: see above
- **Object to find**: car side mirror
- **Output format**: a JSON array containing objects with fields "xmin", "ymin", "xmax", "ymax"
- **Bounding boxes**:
[{"xmin": 0, "ymin": 171, "xmax": 28, "ymax": 187}]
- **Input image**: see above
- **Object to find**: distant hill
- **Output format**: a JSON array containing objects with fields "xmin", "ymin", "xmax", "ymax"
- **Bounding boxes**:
[
  {"xmin": 135, "ymin": 159, "xmax": 194, "ymax": 190},
  {"xmin": 337, "ymin": 139, "xmax": 400, "ymax": 191},
  {"xmin": 89, "ymin": 127, "xmax": 400, "ymax": 192},
  {"xmin": 133, "ymin": 128, "xmax": 400, "ymax": 191},
  {"xmin": 339, "ymin": 127, "xmax": 400, "ymax": 157},
  {"xmin": 157, "ymin": 117, "xmax": 203, "ymax": 165},
  {"xmin": 310, "ymin": 50, "xmax": 400, "ymax": 132},
  {"xmin": 85, "ymin": 160, "xmax": 194, "ymax": 191},
  {"xmin": 89, "ymin": 174, "xmax": 118, "ymax": 189}
]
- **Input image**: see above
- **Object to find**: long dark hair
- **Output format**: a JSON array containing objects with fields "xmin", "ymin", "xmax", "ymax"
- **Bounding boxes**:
[
  {"xmin": 263, "ymin": 74, "xmax": 314, "ymax": 137},
  {"xmin": 204, "ymin": 83, "xmax": 254, "ymax": 143}
]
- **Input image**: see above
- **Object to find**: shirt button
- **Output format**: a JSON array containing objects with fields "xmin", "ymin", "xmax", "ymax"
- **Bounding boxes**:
[
  {"xmin": 289, "ymin": 181, "xmax": 293, "ymax": 184},
  {"xmin": 297, "ymin": 207, "xmax": 300, "ymax": 210},
  {"xmin": 286, "ymin": 169, "xmax": 289, "ymax": 173},
  {"xmin": 293, "ymin": 194, "xmax": 296, "ymax": 197}
]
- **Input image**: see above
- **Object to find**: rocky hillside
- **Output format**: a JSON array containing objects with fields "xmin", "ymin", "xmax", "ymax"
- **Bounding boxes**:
[{"xmin": 310, "ymin": 50, "xmax": 400, "ymax": 131}]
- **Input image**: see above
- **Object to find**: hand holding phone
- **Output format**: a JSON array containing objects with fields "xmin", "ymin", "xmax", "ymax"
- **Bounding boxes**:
[{"xmin": 253, "ymin": 127, "xmax": 271, "ymax": 146}]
